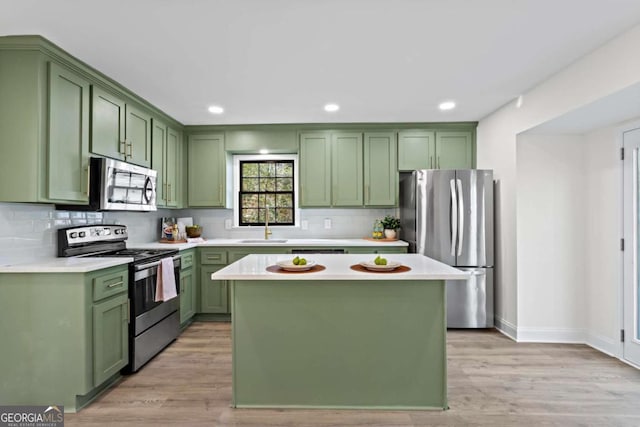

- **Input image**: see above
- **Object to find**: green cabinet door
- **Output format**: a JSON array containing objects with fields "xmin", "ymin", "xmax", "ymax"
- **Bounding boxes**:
[
  {"xmin": 91, "ymin": 86, "xmax": 126, "ymax": 161},
  {"xmin": 92, "ymin": 293, "xmax": 128, "ymax": 386},
  {"xmin": 435, "ymin": 131, "xmax": 473, "ymax": 169},
  {"xmin": 180, "ymin": 268, "xmax": 196, "ymax": 325},
  {"xmin": 151, "ymin": 119, "xmax": 167, "ymax": 207},
  {"xmin": 299, "ymin": 132, "xmax": 331, "ymax": 207},
  {"xmin": 166, "ymin": 127, "xmax": 180, "ymax": 207},
  {"xmin": 332, "ymin": 132, "xmax": 363, "ymax": 206},
  {"xmin": 47, "ymin": 62, "xmax": 90, "ymax": 202},
  {"xmin": 398, "ymin": 130, "xmax": 435, "ymax": 171},
  {"xmin": 188, "ymin": 133, "xmax": 225, "ymax": 207},
  {"xmin": 125, "ymin": 104, "xmax": 151, "ymax": 167},
  {"xmin": 200, "ymin": 264, "xmax": 228, "ymax": 313},
  {"xmin": 364, "ymin": 132, "xmax": 397, "ymax": 206}
]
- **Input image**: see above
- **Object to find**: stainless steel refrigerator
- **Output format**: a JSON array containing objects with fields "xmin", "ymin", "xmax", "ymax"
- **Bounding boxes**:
[{"xmin": 399, "ymin": 169, "xmax": 494, "ymax": 328}]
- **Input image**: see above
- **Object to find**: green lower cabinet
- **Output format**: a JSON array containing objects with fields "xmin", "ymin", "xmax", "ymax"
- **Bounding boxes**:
[
  {"xmin": 200, "ymin": 265, "xmax": 228, "ymax": 313},
  {"xmin": 180, "ymin": 268, "xmax": 196, "ymax": 325},
  {"xmin": 92, "ymin": 293, "xmax": 129, "ymax": 385},
  {"xmin": 0, "ymin": 264, "xmax": 129, "ymax": 412}
]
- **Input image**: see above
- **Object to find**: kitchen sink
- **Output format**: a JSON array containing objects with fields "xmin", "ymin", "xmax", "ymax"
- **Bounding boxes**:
[{"xmin": 239, "ymin": 239, "xmax": 288, "ymax": 243}]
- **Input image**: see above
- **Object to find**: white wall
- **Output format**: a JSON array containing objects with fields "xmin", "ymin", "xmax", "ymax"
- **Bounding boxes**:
[
  {"xmin": 516, "ymin": 134, "xmax": 587, "ymax": 341},
  {"xmin": 478, "ymin": 23, "xmax": 640, "ymax": 344}
]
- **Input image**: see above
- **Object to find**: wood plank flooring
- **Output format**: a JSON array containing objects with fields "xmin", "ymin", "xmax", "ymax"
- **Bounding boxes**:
[{"xmin": 65, "ymin": 322, "xmax": 640, "ymax": 426}]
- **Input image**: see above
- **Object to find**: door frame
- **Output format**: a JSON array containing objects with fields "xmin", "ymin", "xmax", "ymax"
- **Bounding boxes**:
[{"xmin": 619, "ymin": 120, "xmax": 640, "ymax": 368}]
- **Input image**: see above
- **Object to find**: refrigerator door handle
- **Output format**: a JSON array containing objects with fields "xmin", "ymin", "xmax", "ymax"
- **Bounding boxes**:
[
  {"xmin": 450, "ymin": 179, "xmax": 458, "ymax": 256},
  {"xmin": 456, "ymin": 178, "xmax": 464, "ymax": 256}
]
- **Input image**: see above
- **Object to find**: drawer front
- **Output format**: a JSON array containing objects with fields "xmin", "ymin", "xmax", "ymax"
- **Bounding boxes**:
[
  {"xmin": 200, "ymin": 249, "xmax": 227, "ymax": 265},
  {"xmin": 93, "ymin": 268, "xmax": 129, "ymax": 302},
  {"xmin": 181, "ymin": 249, "xmax": 195, "ymax": 270}
]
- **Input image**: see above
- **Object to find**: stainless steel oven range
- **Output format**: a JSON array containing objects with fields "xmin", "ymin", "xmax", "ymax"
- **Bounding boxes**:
[{"xmin": 58, "ymin": 224, "xmax": 180, "ymax": 373}]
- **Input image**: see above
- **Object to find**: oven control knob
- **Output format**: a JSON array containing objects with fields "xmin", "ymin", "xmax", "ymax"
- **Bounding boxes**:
[
  {"xmin": 114, "ymin": 229, "xmax": 120, "ymax": 235},
  {"xmin": 79, "ymin": 231, "xmax": 86, "ymax": 238},
  {"xmin": 70, "ymin": 232, "xmax": 78, "ymax": 238}
]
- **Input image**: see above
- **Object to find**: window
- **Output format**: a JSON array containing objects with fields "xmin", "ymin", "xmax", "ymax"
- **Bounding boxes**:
[{"xmin": 238, "ymin": 159, "xmax": 295, "ymax": 226}]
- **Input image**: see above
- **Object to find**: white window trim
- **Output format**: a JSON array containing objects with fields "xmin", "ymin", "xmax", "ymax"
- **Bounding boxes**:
[{"xmin": 232, "ymin": 154, "xmax": 300, "ymax": 228}]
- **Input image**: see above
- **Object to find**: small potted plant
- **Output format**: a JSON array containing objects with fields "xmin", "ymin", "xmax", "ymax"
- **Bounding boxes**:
[{"xmin": 381, "ymin": 215, "xmax": 401, "ymax": 239}]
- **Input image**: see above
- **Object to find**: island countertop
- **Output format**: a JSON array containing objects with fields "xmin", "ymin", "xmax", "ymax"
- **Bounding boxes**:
[{"xmin": 212, "ymin": 253, "xmax": 467, "ymax": 281}]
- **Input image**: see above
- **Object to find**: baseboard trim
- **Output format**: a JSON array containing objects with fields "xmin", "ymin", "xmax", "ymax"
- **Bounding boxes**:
[
  {"xmin": 516, "ymin": 326, "xmax": 586, "ymax": 343},
  {"xmin": 585, "ymin": 332, "xmax": 620, "ymax": 357},
  {"xmin": 494, "ymin": 316, "xmax": 517, "ymax": 340}
]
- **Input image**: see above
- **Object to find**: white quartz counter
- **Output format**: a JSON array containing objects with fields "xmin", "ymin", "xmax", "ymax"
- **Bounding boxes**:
[
  {"xmin": 130, "ymin": 238, "xmax": 408, "ymax": 251},
  {"xmin": 0, "ymin": 257, "xmax": 132, "ymax": 273},
  {"xmin": 212, "ymin": 253, "xmax": 467, "ymax": 281},
  {"xmin": 0, "ymin": 239, "xmax": 408, "ymax": 273}
]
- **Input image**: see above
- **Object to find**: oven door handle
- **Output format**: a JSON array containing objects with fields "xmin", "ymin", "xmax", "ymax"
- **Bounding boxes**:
[{"xmin": 134, "ymin": 255, "xmax": 181, "ymax": 271}]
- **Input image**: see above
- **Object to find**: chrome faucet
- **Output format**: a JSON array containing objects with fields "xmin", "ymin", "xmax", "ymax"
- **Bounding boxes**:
[{"xmin": 264, "ymin": 205, "xmax": 272, "ymax": 240}]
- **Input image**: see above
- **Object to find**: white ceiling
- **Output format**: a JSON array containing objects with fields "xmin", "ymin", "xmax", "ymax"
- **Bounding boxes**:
[{"xmin": 2, "ymin": 0, "xmax": 640, "ymax": 126}]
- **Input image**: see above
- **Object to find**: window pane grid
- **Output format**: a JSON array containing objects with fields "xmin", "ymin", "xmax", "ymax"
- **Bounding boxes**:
[{"xmin": 239, "ymin": 160, "xmax": 294, "ymax": 226}]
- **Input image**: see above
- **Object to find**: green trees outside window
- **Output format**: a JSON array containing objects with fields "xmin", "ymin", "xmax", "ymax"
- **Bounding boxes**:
[{"xmin": 239, "ymin": 160, "xmax": 294, "ymax": 225}]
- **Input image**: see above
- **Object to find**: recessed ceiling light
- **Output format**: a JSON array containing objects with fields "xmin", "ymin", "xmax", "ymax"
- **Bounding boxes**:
[
  {"xmin": 438, "ymin": 101, "xmax": 456, "ymax": 111},
  {"xmin": 259, "ymin": 149, "xmax": 269, "ymax": 154},
  {"xmin": 208, "ymin": 105, "xmax": 224, "ymax": 114},
  {"xmin": 324, "ymin": 103, "xmax": 340, "ymax": 112}
]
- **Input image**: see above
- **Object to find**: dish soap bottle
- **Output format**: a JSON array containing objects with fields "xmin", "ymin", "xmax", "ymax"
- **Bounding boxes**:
[{"xmin": 372, "ymin": 219, "xmax": 383, "ymax": 239}]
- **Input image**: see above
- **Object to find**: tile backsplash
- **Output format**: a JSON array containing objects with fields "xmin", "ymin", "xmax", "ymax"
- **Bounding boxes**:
[{"xmin": 0, "ymin": 202, "xmax": 397, "ymax": 262}]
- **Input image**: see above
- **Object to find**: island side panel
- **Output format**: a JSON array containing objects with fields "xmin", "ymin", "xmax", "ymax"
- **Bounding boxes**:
[{"xmin": 230, "ymin": 279, "xmax": 446, "ymax": 409}]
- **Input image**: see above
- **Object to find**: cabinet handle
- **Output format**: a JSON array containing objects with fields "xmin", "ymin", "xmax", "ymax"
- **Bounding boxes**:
[
  {"xmin": 107, "ymin": 281, "xmax": 124, "ymax": 288},
  {"xmin": 168, "ymin": 183, "xmax": 172, "ymax": 202},
  {"xmin": 120, "ymin": 140, "xmax": 126, "ymax": 155},
  {"xmin": 85, "ymin": 164, "xmax": 91, "ymax": 196},
  {"xmin": 127, "ymin": 142, "xmax": 133, "ymax": 158},
  {"xmin": 437, "ymin": 157, "xmax": 441, "ymax": 169},
  {"xmin": 365, "ymin": 184, "xmax": 369, "ymax": 203},
  {"xmin": 430, "ymin": 156, "xmax": 433, "ymax": 169}
]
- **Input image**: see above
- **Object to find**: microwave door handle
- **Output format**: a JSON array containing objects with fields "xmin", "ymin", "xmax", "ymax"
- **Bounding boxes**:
[
  {"xmin": 450, "ymin": 179, "xmax": 458, "ymax": 257},
  {"xmin": 456, "ymin": 178, "xmax": 464, "ymax": 256}
]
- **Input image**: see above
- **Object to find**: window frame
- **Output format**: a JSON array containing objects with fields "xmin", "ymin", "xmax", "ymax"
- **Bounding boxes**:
[{"xmin": 233, "ymin": 154, "xmax": 299, "ymax": 228}]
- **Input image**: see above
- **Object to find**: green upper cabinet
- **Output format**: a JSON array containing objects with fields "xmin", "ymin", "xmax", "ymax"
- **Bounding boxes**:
[
  {"xmin": 152, "ymin": 120, "xmax": 181, "ymax": 207},
  {"xmin": 364, "ymin": 132, "xmax": 397, "ymax": 206},
  {"xmin": 166, "ymin": 127, "xmax": 181, "ymax": 207},
  {"xmin": 331, "ymin": 132, "xmax": 363, "ymax": 206},
  {"xmin": 91, "ymin": 86, "xmax": 152, "ymax": 167},
  {"xmin": 398, "ymin": 130, "xmax": 435, "ymax": 171},
  {"xmin": 125, "ymin": 104, "xmax": 152, "ymax": 167},
  {"xmin": 398, "ymin": 130, "xmax": 473, "ymax": 170},
  {"xmin": 151, "ymin": 119, "xmax": 167, "ymax": 207},
  {"xmin": 435, "ymin": 131, "xmax": 473, "ymax": 169},
  {"xmin": 188, "ymin": 133, "xmax": 225, "ymax": 207},
  {"xmin": 47, "ymin": 62, "xmax": 91, "ymax": 203},
  {"xmin": 299, "ymin": 132, "xmax": 332, "ymax": 207},
  {"xmin": 91, "ymin": 86, "xmax": 126, "ymax": 161}
]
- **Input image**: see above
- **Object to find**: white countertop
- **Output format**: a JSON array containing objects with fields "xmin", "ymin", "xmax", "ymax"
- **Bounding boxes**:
[
  {"xmin": 212, "ymin": 253, "xmax": 468, "ymax": 281},
  {"xmin": 0, "ymin": 257, "xmax": 132, "ymax": 273},
  {"xmin": 0, "ymin": 238, "xmax": 408, "ymax": 273},
  {"xmin": 130, "ymin": 238, "xmax": 408, "ymax": 250}
]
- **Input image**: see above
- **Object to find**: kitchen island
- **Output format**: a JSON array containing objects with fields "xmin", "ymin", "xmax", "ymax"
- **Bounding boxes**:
[{"xmin": 212, "ymin": 253, "xmax": 467, "ymax": 410}]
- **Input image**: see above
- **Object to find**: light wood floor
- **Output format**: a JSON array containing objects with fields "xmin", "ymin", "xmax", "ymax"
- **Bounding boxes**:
[{"xmin": 66, "ymin": 322, "xmax": 640, "ymax": 427}]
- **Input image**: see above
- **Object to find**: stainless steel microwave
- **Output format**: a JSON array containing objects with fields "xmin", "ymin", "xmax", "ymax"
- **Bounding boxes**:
[{"xmin": 58, "ymin": 157, "xmax": 158, "ymax": 212}]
